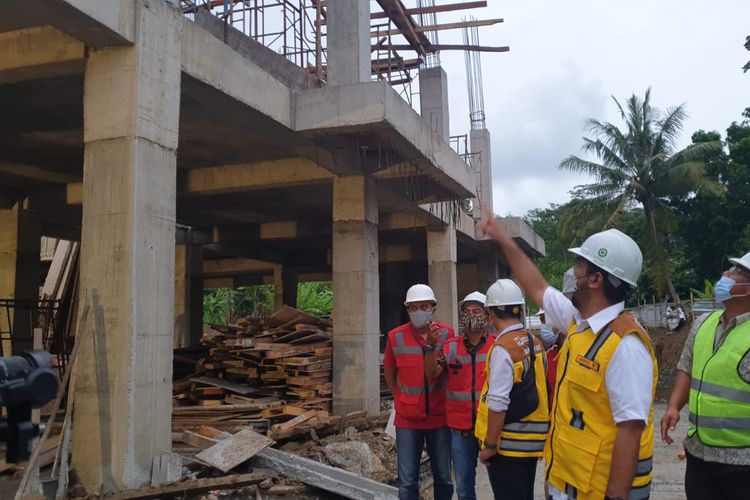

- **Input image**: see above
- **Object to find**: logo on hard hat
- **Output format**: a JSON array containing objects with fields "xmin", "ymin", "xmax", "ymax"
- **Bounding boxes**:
[{"xmin": 597, "ymin": 248, "xmax": 608, "ymax": 258}]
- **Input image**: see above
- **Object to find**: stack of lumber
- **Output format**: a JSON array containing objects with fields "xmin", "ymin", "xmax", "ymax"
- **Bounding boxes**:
[{"xmin": 173, "ymin": 306, "xmax": 341, "ymax": 437}]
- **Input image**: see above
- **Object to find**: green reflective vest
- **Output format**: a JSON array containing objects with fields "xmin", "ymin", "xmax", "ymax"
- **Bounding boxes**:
[{"xmin": 688, "ymin": 311, "xmax": 750, "ymax": 447}]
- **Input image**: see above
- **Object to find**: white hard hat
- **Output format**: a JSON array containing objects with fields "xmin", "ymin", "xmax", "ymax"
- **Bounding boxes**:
[
  {"xmin": 404, "ymin": 284, "xmax": 437, "ymax": 305},
  {"xmin": 459, "ymin": 291, "xmax": 486, "ymax": 309},
  {"xmin": 485, "ymin": 279, "xmax": 525, "ymax": 307},
  {"xmin": 568, "ymin": 229, "xmax": 643, "ymax": 288},
  {"xmin": 729, "ymin": 251, "xmax": 750, "ymax": 273}
]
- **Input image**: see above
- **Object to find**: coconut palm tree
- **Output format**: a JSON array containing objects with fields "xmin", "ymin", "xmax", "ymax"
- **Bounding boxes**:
[{"xmin": 559, "ymin": 89, "xmax": 723, "ymax": 303}]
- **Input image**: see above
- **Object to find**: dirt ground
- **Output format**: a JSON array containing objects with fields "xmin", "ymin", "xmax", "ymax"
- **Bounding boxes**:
[{"xmin": 650, "ymin": 320, "xmax": 692, "ymax": 399}]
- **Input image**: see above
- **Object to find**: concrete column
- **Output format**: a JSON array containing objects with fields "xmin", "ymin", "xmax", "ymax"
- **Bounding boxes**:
[
  {"xmin": 174, "ymin": 243, "xmax": 203, "ymax": 348},
  {"xmin": 419, "ymin": 66, "xmax": 450, "ymax": 142},
  {"xmin": 72, "ymin": 0, "xmax": 181, "ymax": 493},
  {"xmin": 470, "ymin": 128, "xmax": 493, "ymax": 216},
  {"xmin": 427, "ymin": 226, "xmax": 458, "ymax": 331},
  {"xmin": 273, "ymin": 265, "xmax": 298, "ymax": 310},
  {"xmin": 477, "ymin": 242, "xmax": 500, "ymax": 294},
  {"xmin": 326, "ymin": 0, "xmax": 370, "ymax": 85},
  {"xmin": 332, "ymin": 175, "xmax": 379, "ymax": 416},
  {"xmin": 0, "ymin": 205, "xmax": 40, "ymax": 355}
]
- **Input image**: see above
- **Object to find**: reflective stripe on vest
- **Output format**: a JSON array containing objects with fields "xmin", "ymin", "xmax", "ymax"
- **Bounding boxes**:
[
  {"xmin": 689, "ymin": 412, "xmax": 750, "ymax": 430},
  {"xmin": 446, "ymin": 390, "xmax": 482, "ymax": 401},
  {"xmin": 445, "ymin": 342, "xmax": 489, "ymax": 364},
  {"xmin": 393, "ymin": 331, "xmax": 424, "ymax": 355},
  {"xmin": 691, "ymin": 378, "xmax": 750, "ymax": 404},
  {"xmin": 498, "ymin": 437, "xmax": 546, "ymax": 453},
  {"xmin": 688, "ymin": 311, "xmax": 750, "ymax": 447},
  {"xmin": 503, "ymin": 421, "xmax": 550, "ymax": 434}
]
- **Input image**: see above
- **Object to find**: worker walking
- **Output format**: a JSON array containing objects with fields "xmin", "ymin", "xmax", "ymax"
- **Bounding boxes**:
[
  {"xmin": 474, "ymin": 279, "xmax": 549, "ymax": 500},
  {"xmin": 661, "ymin": 251, "xmax": 750, "ymax": 500},
  {"xmin": 477, "ymin": 210, "xmax": 657, "ymax": 500},
  {"xmin": 383, "ymin": 284, "xmax": 455, "ymax": 500},
  {"xmin": 424, "ymin": 291, "xmax": 493, "ymax": 500}
]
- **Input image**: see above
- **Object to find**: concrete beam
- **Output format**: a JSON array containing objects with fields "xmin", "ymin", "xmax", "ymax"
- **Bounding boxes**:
[
  {"xmin": 68, "ymin": 159, "xmax": 333, "ymax": 204},
  {"xmin": 203, "ymin": 258, "xmax": 275, "ymax": 277},
  {"xmin": 180, "ymin": 159, "xmax": 332, "ymax": 197},
  {"xmin": 294, "ymin": 81, "xmax": 476, "ymax": 199},
  {"xmin": 501, "ymin": 216, "xmax": 546, "ymax": 258},
  {"xmin": 181, "ymin": 17, "xmax": 292, "ymax": 129},
  {"xmin": 0, "ymin": 161, "xmax": 81, "ymax": 184},
  {"xmin": 470, "ymin": 128, "xmax": 493, "ymax": 217},
  {"xmin": 419, "ymin": 66, "xmax": 450, "ymax": 143},
  {"xmin": 0, "ymin": 26, "xmax": 85, "ymax": 84},
  {"xmin": 0, "ymin": 0, "xmax": 135, "ymax": 46}
]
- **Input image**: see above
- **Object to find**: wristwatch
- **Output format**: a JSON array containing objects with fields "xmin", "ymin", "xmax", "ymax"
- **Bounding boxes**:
[{"xmin": 482, "ymin": 441, "xmax": 497, "ymax": 451}]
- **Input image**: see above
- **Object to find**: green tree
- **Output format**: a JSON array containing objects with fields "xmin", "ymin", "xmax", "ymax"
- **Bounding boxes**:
[
  {"xmin": 558, "ymin": 89, "xmax": 723, "ymax": 302},
  {"xmin": 743, "ymin": 35, "xmax": 750, "ymax": 73},
  {"xmin": 675, "ymin": 110, "xmax": 750, "ymax": 284}
]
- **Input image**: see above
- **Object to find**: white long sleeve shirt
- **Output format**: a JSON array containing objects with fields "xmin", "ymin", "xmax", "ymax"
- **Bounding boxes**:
[{"xmin": 486, "ymin": 323, "xmax": 525, "ymax": 412}]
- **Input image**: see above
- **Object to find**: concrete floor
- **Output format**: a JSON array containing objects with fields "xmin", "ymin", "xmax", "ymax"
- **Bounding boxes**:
[{"xmin": 441, "ymin": 403, "xmax": 689, "ymax": 499}]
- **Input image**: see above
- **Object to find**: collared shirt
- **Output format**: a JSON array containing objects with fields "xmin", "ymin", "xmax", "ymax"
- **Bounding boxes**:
[
  {"xmin": 677, "ymin": 310, "xmax": 750, "ymax": 465},
  {"xmin": 486, "ymin": 323, "xmax": 525, "ymax": 412}
]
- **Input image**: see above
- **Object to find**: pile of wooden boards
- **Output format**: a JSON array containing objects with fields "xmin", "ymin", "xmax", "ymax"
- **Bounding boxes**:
[{"xmin": 173, "ymin": 306, "xmax": 345, "ymax": 438}]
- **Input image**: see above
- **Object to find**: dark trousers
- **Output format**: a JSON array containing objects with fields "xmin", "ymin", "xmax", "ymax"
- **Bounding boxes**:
[
  {"xmin": 486, "ymin": 454, "xmax": 536, "ymax": 500},
  {"xmin": 686, "ymin": 452, "xmax": 750, "ymax": 500}
]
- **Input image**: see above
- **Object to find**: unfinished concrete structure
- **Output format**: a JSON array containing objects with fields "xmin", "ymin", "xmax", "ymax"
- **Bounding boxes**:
[{"xmin": 0, "ymin": 0, "xmax": 543, "ymax": 492}]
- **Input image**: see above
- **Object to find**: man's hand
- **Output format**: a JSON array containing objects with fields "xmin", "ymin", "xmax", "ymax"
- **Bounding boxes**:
[
  {"xmin": 426, "ymin": 321, "xmax": 442, "ymax": 347},
  {"xmin": 479, "ymin": 446, "xmax": 496, "ymax": 465},
  {"xmin": 476, "ymin": 205, "xmax": 507, "ymax": 242},
  {"xmin": 660, "ymin": 406, "xmax": 681, "ymax": 445}
]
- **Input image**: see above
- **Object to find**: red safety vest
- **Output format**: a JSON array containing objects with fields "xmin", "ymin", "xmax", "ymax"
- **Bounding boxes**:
[
  {"xmin": 388, "ymin": 322, "xmax": 454, "ymax": 421},
  {"xmin": 443, "ymin": 335, "xmax": 495, "ymax": 431}
]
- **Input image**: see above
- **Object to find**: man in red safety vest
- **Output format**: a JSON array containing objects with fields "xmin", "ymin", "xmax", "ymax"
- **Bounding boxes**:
[
  {"xmin": 383, "ymin": 284, "xmax": 455, "ymax": 500},
  {"xmin": 424, "ymin": 291, "xmax": 494, "ymax": 500}
]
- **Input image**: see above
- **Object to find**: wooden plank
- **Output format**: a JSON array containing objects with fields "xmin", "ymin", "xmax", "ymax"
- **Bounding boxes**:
[
  {"xmin": 40, "ymin": 240, "xmax": 73, "ymax": 299},
  {"xmin": 264, "ymin": 341, "xmax": 332, "ymax": 360},
  {"xmin": 180, "ymin": 431, "xmax": 218, "ymax": 450},
  {"xmin": 195, "ymin": 428, "xmax": 274, "ymax": 473},
  {"xmin": 107, "ymin": 472, "xmax": 268, "ymax": 500},
  {"xmin": 370, "ymin": 17, "xmax": 503, "ymax": 37},
  {"xmin": 270, "ymin": 410, "xmax": 319, "ymax": 433},
  {"xmin": 371, "ymin": 1, "xmax": 487, "ymax": 19},
  {"xmin": 379, "ymin": 43, "xmax": 509, "ymax": 53},
  {"xmin": 189, "ymin": 376, "xmax": 260, "ymax": 395}
]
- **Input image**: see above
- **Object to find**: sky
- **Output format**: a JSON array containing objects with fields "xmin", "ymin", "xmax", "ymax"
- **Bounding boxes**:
[{"xmin": 426, "ymin": 0, "xmax": 750, "ymax": 217}]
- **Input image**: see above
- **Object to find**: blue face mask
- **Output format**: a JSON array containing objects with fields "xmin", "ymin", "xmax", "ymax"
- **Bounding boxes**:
[
  {"xmin": 714, "ymin": 276, "xmax": 750, "ymax": 303},
  {"xmin": 539, "ymin": 325, "xmax": 558, "ymax": 348}
]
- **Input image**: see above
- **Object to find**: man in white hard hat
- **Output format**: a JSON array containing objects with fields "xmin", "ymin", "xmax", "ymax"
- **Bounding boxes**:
[
  {"xmin": 477, "ymin": 211, "xmax": 657, "ymax": 500},
  {"xmin": 424, "ymin": 291, "xmax": 493, "ymax": 500},
  {"xmin": 383, "ymin": 284, "xmax": 455, "ymax": 500},
  {"xmin": 474, "ymin": 279, "xmax": 549, "ymax": 500},
  {"xmin": 661, "ymin": 251, "xmax": 750, "ymax": 499}
]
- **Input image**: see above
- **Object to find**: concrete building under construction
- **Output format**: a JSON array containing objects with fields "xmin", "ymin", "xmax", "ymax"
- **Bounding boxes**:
[{"xmin": 0, "ymin": 0, "xmax": 544, "ymax": 493}]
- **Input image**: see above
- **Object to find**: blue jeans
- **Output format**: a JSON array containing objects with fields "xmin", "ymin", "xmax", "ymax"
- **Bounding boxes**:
[
  {"xmin": 396, "ymin": 426, "xmax": 453, "ymax": 500},
  {"xmin": 450, "ymin": 430, "xmax": 481, "ymax": 500}
]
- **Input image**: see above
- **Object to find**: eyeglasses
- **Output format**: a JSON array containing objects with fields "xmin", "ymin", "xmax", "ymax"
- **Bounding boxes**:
[
  {"xmin": 729, "ymin": 265, "xmax": 750, "ymax": 280},
  {"xmin": 406, "ymin": 303, "xmax": 434, "ymax": 313}
]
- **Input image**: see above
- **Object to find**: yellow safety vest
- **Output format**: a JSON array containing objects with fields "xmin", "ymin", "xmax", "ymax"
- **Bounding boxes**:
[
  {"xmin": 544, "ymin": 313, "xmax": 657, "ymax": 500},
  {"xmin": 475, "ymin": 329, "xmax": 550, "ymax": 458}
]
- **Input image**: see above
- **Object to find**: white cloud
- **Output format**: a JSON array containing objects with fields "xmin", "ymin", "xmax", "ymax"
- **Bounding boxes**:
[{"xmin": 432, "ymin": 0, "xmax": 750, "ymax": 217}]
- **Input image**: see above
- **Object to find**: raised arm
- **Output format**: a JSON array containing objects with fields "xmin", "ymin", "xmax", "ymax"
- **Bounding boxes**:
[{"xmin": 476, "ymin": 207, "xmax": 549, "ymax": 307}]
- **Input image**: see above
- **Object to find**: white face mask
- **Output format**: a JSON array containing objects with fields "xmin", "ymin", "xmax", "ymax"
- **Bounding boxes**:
[{"xmin": 409, "ymin": 310, "xmax": 433, "ymax": 329}]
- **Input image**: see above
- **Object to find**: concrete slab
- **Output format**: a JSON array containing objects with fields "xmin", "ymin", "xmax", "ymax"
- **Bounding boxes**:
[{"xmin": 294, "ymin": 81, "xmax": 476, "ymax": 199}]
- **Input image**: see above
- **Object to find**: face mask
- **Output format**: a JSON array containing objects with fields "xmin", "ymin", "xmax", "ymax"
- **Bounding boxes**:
[
  {"xmin": 562, "ymin": 267, "xmax": 577, "ymax": 300},
  {"xmin": 715, "ymin": 276, "xmax": 750, "ymax": 303},
  {"xmin": 461, "ymin": 310, "xmax": 488, "ymax": 332},
  {"xmin": 539, "ymin": 325, "xmax": 558, "ymax": 348},
  {"xmin": 409, "ymin": 310, "xmax": 433, "ymax": 329}
]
